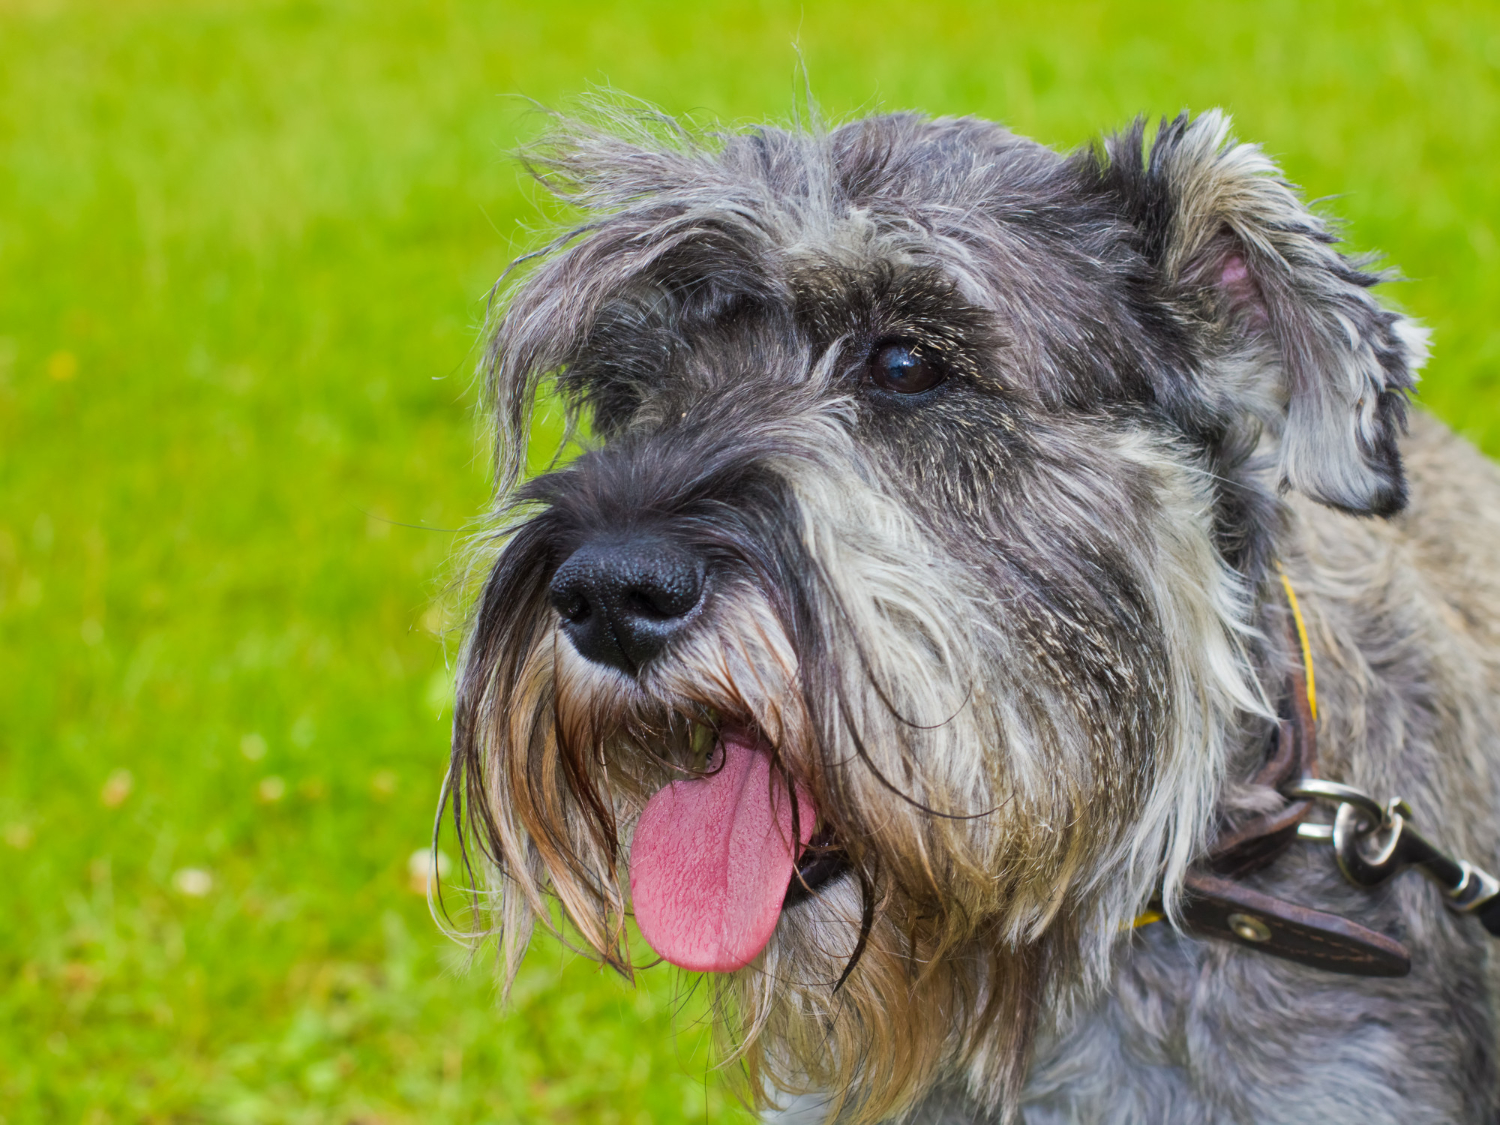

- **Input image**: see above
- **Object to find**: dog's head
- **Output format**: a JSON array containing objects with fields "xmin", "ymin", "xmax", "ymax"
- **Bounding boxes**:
[{"xmin": 448, "ymin": 107, "xmax": 1425, "ymax": 1120}]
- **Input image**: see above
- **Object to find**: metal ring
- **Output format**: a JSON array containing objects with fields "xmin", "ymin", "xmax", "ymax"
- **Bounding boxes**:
[
  {"xmin": 1282, "ymin": 778, "xmax": 1386, "ymax": 824},
  {"xmin": 1445, "ymin": 860, "xmax": 1477, "ymax": 903},
  {"xmin": 1333, "ymin": 802, "xmax": 1405, "ymax": 886}
]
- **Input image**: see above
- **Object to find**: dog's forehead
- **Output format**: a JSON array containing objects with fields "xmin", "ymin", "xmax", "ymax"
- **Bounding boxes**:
[
  {"xmin": 524, "ymin": 112, "xmax": 1177, "ymax": 429},
  {"xmin": 690, "ymin": 115, "xmax": 1120, "ymax": 309}
]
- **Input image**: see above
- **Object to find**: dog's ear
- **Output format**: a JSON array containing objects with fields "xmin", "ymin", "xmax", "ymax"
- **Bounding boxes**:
[{"xmin": 1080, "ymin": 111, "xmax": 1427, "ymax": 517}]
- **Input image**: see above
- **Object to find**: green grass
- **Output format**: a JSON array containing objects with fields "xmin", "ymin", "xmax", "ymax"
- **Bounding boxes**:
[{"xmin": 0, "ymin": 1, "xmax": 1496, "ymax": 1121}]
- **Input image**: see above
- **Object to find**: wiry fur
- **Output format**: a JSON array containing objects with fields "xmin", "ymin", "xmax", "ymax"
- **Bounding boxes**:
[{"xmin": 443, "ymin": 101, "xmax": 1500, "ymax": 1122}]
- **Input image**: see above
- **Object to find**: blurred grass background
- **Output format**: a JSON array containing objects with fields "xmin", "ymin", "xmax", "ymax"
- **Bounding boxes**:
[{"xmin": 0, "ymin": 1, "xmax": 1497, "ymax": 1122}]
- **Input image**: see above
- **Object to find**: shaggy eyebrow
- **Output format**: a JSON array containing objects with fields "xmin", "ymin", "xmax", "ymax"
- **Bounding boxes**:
[{"xmin": 792, "ymin": 260, "xmax": 982, "ymax": 326}]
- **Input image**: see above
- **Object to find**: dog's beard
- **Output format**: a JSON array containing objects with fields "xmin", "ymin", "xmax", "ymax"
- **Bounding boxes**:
[
  {"xmin": 458, "ymin": 570, "xmax": 1044, "ymax": 1122},
  {"xmin": 472, "ymin": 620, "xmax": 1093, "ymax": 1117},
  {"xmin": 451, "ymin": 433, "xmax": 1263, "ymax": 1123}
]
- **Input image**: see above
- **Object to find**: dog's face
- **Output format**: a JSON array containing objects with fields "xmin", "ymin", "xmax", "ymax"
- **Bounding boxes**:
[{"xmin": 451, "ymin": 109, "xmax": 1423, "ymax": 1119}]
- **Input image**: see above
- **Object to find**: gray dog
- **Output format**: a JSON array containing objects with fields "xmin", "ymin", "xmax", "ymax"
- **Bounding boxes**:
[{"xmin": 445, "ymin": 104, "xmax": 1500, "ymax": 1123}]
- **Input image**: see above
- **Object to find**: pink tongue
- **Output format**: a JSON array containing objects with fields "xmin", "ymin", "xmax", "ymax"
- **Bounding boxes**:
[{"xmin": 630, "ymin": 734, "xmax": 815, "ymax": 973}]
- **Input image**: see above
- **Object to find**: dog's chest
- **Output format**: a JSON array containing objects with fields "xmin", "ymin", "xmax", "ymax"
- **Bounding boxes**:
[{"xmin": 1009, "ymin": 917, "xmax": 1484, "ymax": 1125}]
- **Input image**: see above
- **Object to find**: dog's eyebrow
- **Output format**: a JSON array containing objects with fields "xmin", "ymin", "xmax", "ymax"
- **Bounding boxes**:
[{"xmin": 790, "ymin": 262, "xmax": 1001, "ymax": 344}]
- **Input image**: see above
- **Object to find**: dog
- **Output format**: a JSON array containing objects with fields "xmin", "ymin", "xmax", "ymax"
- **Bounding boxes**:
[{"xmin": 443, "ymin": 103, "xmax": 1500, "ymax": 1123}]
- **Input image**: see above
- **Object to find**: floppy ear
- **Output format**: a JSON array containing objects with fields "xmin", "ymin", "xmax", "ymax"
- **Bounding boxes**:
[{"xmin": 1084, "ymin": 111, "xmax": 1428, "ymax": 517}]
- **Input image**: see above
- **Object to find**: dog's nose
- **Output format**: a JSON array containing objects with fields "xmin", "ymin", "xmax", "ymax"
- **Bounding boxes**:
[{"xmin": 549, "ymin": 538, "xmax": 706, "ymax": 674}]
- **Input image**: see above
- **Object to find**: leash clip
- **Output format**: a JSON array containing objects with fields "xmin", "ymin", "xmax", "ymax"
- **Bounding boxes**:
[{"xmin": 1284, "ymin": 779, "xmax": 1500, "ymax": 936}]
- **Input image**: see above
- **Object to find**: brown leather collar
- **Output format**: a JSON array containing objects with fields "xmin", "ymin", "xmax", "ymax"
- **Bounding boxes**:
[{"xmin": 1166, "ymin": 614, "xmax": 1412, "ymax": 977}]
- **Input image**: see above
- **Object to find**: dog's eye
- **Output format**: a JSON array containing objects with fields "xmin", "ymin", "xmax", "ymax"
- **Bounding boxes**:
[{"xmin": 866, "ymin": 340, "xmax": 945, "ymax": 395}]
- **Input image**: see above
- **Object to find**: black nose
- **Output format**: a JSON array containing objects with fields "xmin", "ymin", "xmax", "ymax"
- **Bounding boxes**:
[{"xmin": 548, "ymin": 538, "xmax": 706, "ymax": 674}]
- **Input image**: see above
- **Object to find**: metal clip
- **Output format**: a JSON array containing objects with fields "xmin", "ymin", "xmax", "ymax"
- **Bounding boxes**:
[{"xmin": 1283, "ymin": 779, "xmax": 1500, "ymax": 937}]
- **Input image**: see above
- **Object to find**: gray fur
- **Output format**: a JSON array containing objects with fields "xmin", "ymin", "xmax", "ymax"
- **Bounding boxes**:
[{"xmin": 447, "ymin": 101, "xmax": 1496, "ymax": 1123}]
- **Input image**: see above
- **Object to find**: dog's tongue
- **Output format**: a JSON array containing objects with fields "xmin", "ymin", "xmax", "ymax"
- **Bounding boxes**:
[{"xmin": 630, "ymin": 733, "xmax": 814, "ymax": 973}]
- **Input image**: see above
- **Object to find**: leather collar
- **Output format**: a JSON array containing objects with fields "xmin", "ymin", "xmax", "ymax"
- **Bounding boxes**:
[{"xmin": 1149, "ymin": 578, "xmax": 1412, "ymax": 977}]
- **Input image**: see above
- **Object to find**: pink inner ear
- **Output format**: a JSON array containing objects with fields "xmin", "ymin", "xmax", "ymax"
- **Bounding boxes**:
[
  {"xmin": 1216, "ymin": 251, "xmax": 1269, "ymax": 328},
  {"xmin": 1219, "ymin": 254, "xmax": 1250, "ymax": 287}
]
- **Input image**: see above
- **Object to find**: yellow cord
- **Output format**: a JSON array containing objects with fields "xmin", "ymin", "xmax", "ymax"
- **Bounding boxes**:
[{"xmin": 1274, "ymin": 562, "xmax": 1317, "ymax": 721}]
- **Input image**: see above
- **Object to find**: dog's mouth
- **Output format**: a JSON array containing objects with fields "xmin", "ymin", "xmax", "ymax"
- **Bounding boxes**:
[
  {"xmin": 784, "ymin": 823, "xmax": 848, "ymax": 908},
  {"xmin": 628, "ymin": 723, "xmax": 847, "ymax": 973}
]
